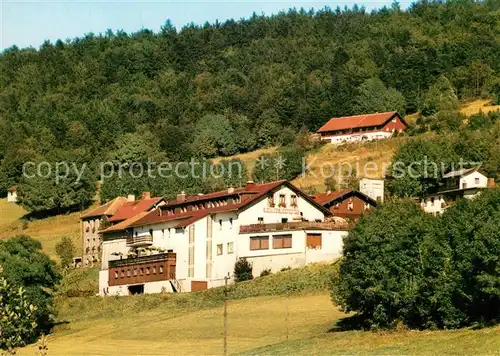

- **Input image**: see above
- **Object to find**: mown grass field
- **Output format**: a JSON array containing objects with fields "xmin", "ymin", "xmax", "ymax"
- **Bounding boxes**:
[
  {"xmin": 0, "ymin": 198, "xmax": 82, "ymax": 259},
  {"xmin": 20, "ymin": 263, "xmax": 500, "ymax": 356}
]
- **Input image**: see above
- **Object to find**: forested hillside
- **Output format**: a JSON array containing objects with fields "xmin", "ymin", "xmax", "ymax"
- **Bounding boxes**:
[{"xmin": 1, "ymin": 0, "xmax": 500, "ymax": 211}]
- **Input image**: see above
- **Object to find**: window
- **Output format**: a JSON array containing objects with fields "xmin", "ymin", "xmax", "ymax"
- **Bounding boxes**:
[
  {"xmin": 114, "ymin": 271, "xmax": 119, "ymax": 279},
  {"xmin": 307, "ymin": 233, "xmax": 322, "ymax": 248},
  {"xmin": 149, "ymin": 229, "xmax": 153, "ymax": 236},
  {"xmin": 152, "ymin": 266, "xmax": 156, "ymax": 274},
  {"xmin": 462, "ymin": 182, "xmax": 467, "ymax": 189},
  {"xmin": 133, "ymin": 269, "xmax": 138, "ymax": 276},
  {"xmin": 431, "ymin": 197, "xmax": 435, "ymax": 206},
  {"xmin": 281, "ymin": 218, "xmax": 288, "ymax": 223},
  {"xmin": 268, "ymin": 195, "xmax": 275, "ymax": 207},
  {"xmin": 217, "ymin": 244, "xmax": 223, "ymax": 255},
  {"xmin": 140, "ymin": 268, "xmax": 144, "ymax": 275},
  {"xmin": 161, "ymin": 229, "xmax": 165, "ymax": 238},
  {"xmin": 219, "ymin": 219, "xmax": 223, "ymax": 230},
  {"xmin": 475, "ymin": 177, "xmax": 480, "ymax": 184},
  {"xmin": 121, "ymin": 270, "xmax": 125, "ymax": 278},
  {"xmin": 258, "ymin": 217, "xmax": 264, "ymax": 224},
  {"xmin": 250, "ymin": 236, "xmax": 269, "ymax": 250},
  {"xmin": 227, "ymin": 242, "xmax": 234, "ymax": 254},
  {"xmin": 159, "ymin": 265, "xmax": 164, "ymax": 273},
  {"xmin": 273, "ymin": 234, "xmax": 292, "ymax": 249},
  {"xmin": 229, "ymin": 217, "xmax": 233, "ymax": 228},
  {"xmin": 127, "ymin": 269, "xmax": 131, "ymax": 277},
  {"xmin": 135, "ymin": 231, "xmax": 138, "ymax": 237},
  {"xmin": 146, "ymin": 267, "xmax": 150, "ymax": 275},
  {"xmin": 279, "ymin": 194, "xmax": 286, "ymax": 207},
  {"xmin": 348, "ymin": 199, "xmax": 353, "ymax": 211},
  {"xmin": 291, "ymin": 195, "xmax": 297, "ymax": 207}
]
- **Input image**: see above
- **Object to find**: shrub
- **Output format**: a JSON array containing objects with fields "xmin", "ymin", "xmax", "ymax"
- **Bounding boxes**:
[
  {"xmin": 55, "ymin": 237, "xmax": 76, "ymax": 269},
  {"xmin": 332, "ymin": 200, "xmax": 450, "ymax": 329},
  {"xmin": 0, "ymin": 267, "xmax": 39, "ymax": 351},
  {"xmin": 234, "ymin": 259, "xmax": 253, "ymax": 282},
  {"xmin": 0, "ymin": 236, "xmax": 61, "ymax": 336},
  {"xmin": 259, "ymin": 268, "xmax": 272, "ymax": 277},
  {"xmin": 333, "ymin": 191, "xmax": 500, "ymax": 330}
]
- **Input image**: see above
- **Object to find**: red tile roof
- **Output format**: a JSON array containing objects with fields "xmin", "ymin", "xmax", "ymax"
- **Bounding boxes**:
[
  {"xmin": 312, "ymin": 189, "xmax": 378, "ymax": 206},
  {"xmin": 99, "ymin": 211, "xmax": 151, "ymax": 233},
  {"xmin": 131, "ymin": 181, "xmax": 286, "ymax": 229},
  {"xmin": 316, "ymin": 112, "xmax": 402, "ymax": 133},
  {"xmin": 311, "ymin": 189, "xmax": 353, "ymax": 205},
  {"xmin": 107, "ymin": 197, "xmax": 164, "ymax": 223},
  {"xmin": 81, "ymin": 197, "xmax": 128, "ymax": 219},
  {"xmin": 102, "ymin": 180, "xmax": 331, "ymax": 233}
]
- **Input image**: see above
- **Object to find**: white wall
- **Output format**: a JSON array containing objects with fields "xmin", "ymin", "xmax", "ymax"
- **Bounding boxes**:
[
  {"xmin": 238, "ymin": 186, "xmax": 324, "ymax": 225},
  {"xmin": 238, "ymin": 229, "xmax": 347, "ymax": 276},
  {"xmin": 211, "ymin": 212, "xmax": 238, "ymax": 282},
  {"xmin": 359, "ymin": 178, "xmax": 384, "ymax": 203},
  {"xmin": 460, "ymin": 171, "xmax": 488, "ymax": 189},
  {"xmin": 304, "ymin": 230, "xmax": 346, "ymax": 264},
  {"xmin": 7, "ymin": 191, "xmax": 17, "ymax": 203},
  {"xmin": 421, "ymin": 195, "xmax": 445, "ymax": 215},
  {"xmin": 321, "ymin": 131, "xmax": 392, "ymax": 144}
]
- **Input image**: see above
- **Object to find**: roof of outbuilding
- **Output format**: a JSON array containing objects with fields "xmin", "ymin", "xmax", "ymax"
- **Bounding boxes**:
[
  {"xmin": 107, "ymin": 197, "xmax": 164, "ymax": 223},
  {"xmin": 80, "ymin": 197, "xmax": 129, "ymax": 219},
  {"xmin": 442, "ymin": 166, "xmax": 482, "ymax": 179},
  {"xmin": 316, "ymin": 111, "xmax": 404, "ymax": 133},
  {"xmin": 311, "ymin": 189, "xmax": 378, "ymax": 207}
]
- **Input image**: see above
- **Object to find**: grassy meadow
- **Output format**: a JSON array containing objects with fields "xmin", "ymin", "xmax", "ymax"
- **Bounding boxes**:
[{"xmin": 18, "ymin": 263, "xmax": 500, "ymax": 356}]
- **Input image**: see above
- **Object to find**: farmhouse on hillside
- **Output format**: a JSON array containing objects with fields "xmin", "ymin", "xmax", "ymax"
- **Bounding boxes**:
[
  {"xmin": 80, "ymin": 193, "xmax": 164, "ymax": 266},
  {"xmin": 312, "ymin": 189, "xmax": 378, "ymax": 220},
  {"xmin": 97, "ymin": 180, "xmax": 349, "ymax": 296},
  {"xmin": 7, "ymin": 186, "xmax": 17, "ymax": 203},
  {"xmin": 421, "ymin": 166, "xmax": 495, "ymax": 216},
  {"xmin": 316, "ymin": 111, "xmax": 407, "ymax": 144}
]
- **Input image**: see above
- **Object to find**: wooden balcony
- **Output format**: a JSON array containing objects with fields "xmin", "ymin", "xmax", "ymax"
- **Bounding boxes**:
[
  {"xmin": 109, "ymin": 252, "xmax": 175, "ymax": 268},
  {"xmin": 108, "ymin": 253, "xmax": 177, "ymax": 287},
  {"xmin": 126, "ymin": 234, "xmax": 153, "ymax": 247},
  {"xmin": 239, "ymin": 221, "xmax": 349, "ymax": 234}
]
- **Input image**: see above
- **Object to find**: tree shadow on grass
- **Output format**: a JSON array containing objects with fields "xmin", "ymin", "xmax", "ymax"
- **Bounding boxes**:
[
  {"xmin": 328, "ymin": 313, "xmax": 370, "ymax": 333},
  {"xmin": 21, "ymin": 204, "xmax": 88, "ymax": 221}
]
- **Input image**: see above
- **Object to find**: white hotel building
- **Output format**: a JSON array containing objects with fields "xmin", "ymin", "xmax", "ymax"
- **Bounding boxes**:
[{"xmin": 98, "ymin": 180, "xmax": 349, "ymax": 296}]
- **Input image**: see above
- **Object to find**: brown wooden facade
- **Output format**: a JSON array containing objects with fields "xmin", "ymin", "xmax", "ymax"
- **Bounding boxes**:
[
  {"xmin": 322, "ymin": 191, "xmax": 377, "ymax": 220},
  {"xmin": 108, "ymin": 253, "xmax": 176, "ymax": 287}
]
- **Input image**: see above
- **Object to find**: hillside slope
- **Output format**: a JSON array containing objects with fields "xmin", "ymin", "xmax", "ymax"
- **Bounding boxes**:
[{"xmin": 19, "ymin": 263, "xmax": 500, "ymax": 356}]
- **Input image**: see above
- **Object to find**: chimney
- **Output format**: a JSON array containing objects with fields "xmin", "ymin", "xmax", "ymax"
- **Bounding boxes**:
[
  {"xmin": 228, "ymin": 187, "xmax": 235, "ymax": 194},
  {"xmin": 141, "ymin": 192, "xmax": 151, "ymax": 200},
  {"xmin": 127, "ymin": 194, "xmax": 135, "ymax": 202},
  {"xmin": 246, "ymin": 180, "xmax": 256, "ymax": 190},
  {"xmin": 488, "ymin": 177, "xmax": 496, "ymax": 188},
  {"xmin": 177, "ymin": 191, "xmax": 186, "ymax": 202}
]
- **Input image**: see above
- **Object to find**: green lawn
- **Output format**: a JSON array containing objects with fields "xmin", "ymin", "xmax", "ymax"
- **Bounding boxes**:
[{"xmin": 17, "ymin": 263, "xmax": 500, "ymax": 355}]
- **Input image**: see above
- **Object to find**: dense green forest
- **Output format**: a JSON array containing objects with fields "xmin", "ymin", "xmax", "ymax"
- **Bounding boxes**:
[{"xmin": 1, "ymin": 0, "xmax": 500, "ymax": 212}]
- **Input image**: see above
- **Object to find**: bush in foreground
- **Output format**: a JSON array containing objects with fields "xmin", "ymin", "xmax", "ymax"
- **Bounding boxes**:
[{"xmin": 333, "ymin": 192, "xmax": 500, "ymax": 329}]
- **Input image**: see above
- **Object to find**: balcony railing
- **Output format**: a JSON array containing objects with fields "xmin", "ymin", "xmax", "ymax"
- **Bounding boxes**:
[
  {"xmin": 239, "ymin": 221, "xmax": 349, "ymax": 234},
  {"xmin": 109, "ymin": 252, "xmax": 175, "ymax": 268},
  {"xmin": 126, "ymin": 234, "xmax": 153, "ymax": 247}
]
